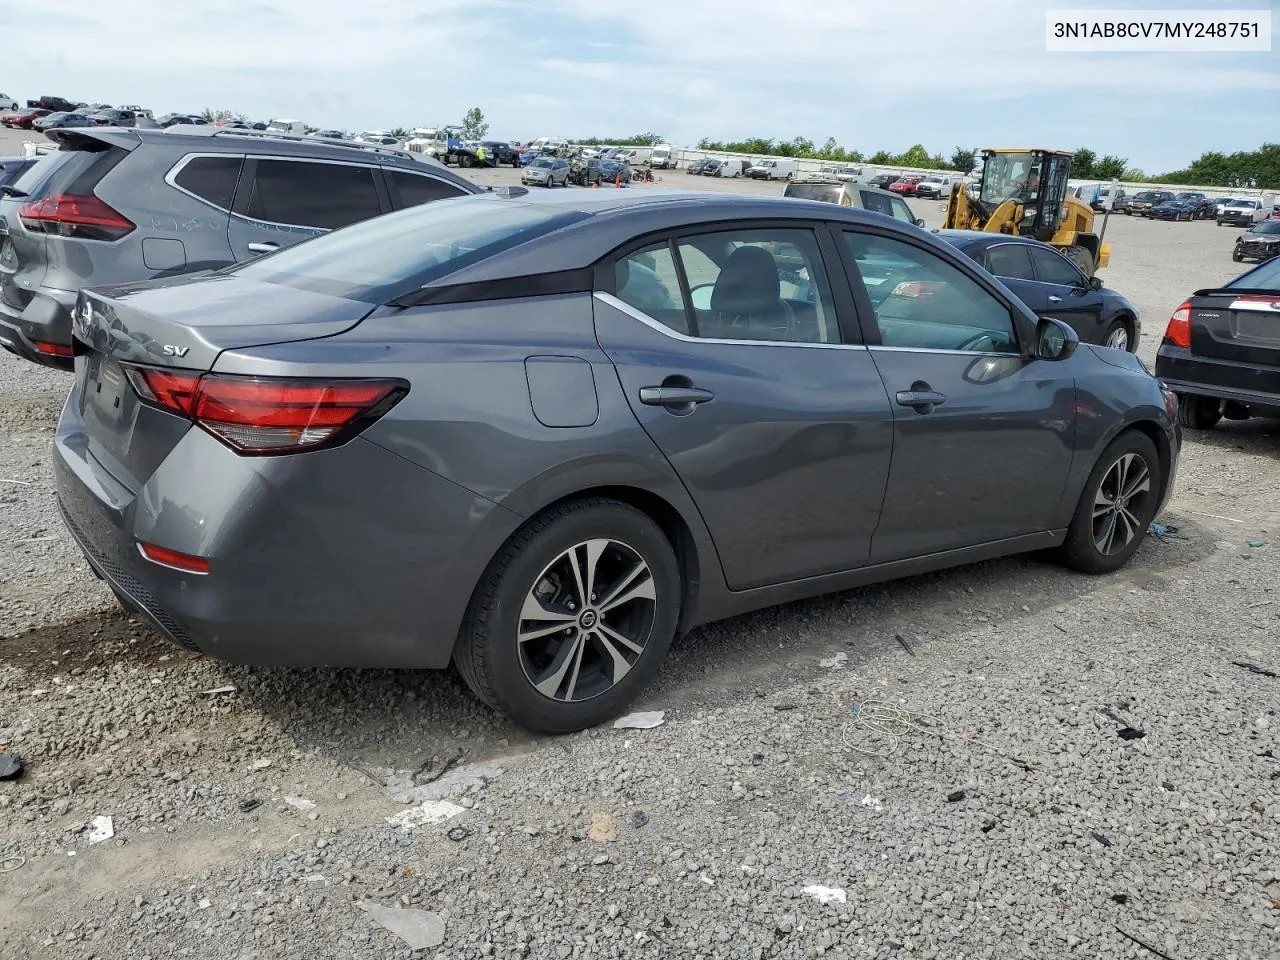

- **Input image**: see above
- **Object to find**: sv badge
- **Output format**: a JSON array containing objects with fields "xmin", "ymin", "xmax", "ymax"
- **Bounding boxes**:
[{"xmin": 162, "ymin": 345, "xmax": 190, "ymax": 357}]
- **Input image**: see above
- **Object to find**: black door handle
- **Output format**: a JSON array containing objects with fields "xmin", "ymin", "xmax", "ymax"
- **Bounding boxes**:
[
  {"xmin": 639, "ymin": 386, "xmax": 714, "ymax": 408},
  {"xmin": 896, "ymin": 389, "xmax": 947, "ymax": 411}
]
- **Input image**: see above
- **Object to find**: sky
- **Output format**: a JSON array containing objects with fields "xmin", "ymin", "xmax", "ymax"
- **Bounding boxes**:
[{"xmin": 2, "ymin": 0, "xmax": 1276, "ymax": 173}]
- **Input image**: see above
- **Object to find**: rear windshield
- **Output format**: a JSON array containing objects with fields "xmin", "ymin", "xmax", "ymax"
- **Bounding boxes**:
[
  {"xmin": 230, "ymin": 196, "xmax": 587, "ymax": 303},
  {"xmin": 12, "ymin": 138, "xmax": 125, "ymax": 198},
  {"xmin": 784, "ymin": 184, "xmax": 842, "ymax": 202},
  {"xmin": 1227, "ymin": 255, "xmax": 1280, "ymax": 291}
]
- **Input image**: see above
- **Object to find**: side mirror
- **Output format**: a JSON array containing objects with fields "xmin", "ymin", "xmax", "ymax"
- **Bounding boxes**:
[
  {"xmin": 1089, "ymin": 275, "xmax": 1103, "ymax": 290},
  {"xmin": 914, "ymin": 218, "xmax": 925, "ymax": 227},
  {"xmin": 1035, "ymin": 316, "xmax": 1078, "ymax": 361}
]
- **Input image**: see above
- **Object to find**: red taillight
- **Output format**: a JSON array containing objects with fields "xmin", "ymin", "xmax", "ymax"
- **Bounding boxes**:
[
  {"xmin": 124, "ymin": 366, "xmax": 406, "ymax": 455},
  {"xmin": 1164, "ymin": 300, "xmax": 1192, "ymax": 349},
  {"xmin": 19, "ymin": 194, "xmax": 135, "ymax": 241},
  {"xmin": 33, "ymin": 340, "xmax": 73, "ymax": 357},
  {"xmin": 138, "ymin": 542, "xmax": 210, "ymax": 575}
]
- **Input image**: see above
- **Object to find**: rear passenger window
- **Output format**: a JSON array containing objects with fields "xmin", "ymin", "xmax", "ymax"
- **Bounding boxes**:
[
  {"xmin": 614, "ymin": 243, "xmax": 686, "ymax": 332},
  {"xmin": 984, "ymin": 243, "xmax": 1035, "ymax": 280},
  {"xmin": 386, "ymin": 171, "xmax": 468, "ymax": 209},
  {"xmin": 1028, "ymin": 246, "xmax": 1084, "ymax": 287},
  {"xmin": 244, "ymin": 160, "xmax": 380, "ymax": 230},
  {"xmin": 861, "ymin": 190, "xmax": 915, "ymax": 224},
  {"xmin": 172, "ymin": 156, "xmax": 242, "ymax": 211}
]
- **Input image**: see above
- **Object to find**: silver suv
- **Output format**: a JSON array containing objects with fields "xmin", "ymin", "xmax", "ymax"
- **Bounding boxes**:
[{"xmin": 0, "ymin": 125, "xmax": 481, "ymax": 369}]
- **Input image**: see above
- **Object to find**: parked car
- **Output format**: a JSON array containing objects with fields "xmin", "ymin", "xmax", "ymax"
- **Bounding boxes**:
[
  {"xmin": 0, "ymin": 94, "xmax": 18, "ymax": 111},
  {"xmin": 711, "ymin": 159, "xmax": 748, "ymax": 178},
  {"xmin": 1155, "ymin": 254, "xmax": 1280, "ymax": 429},
  {"xmin": 1232, "ymin": 220, "xmax": 1280, "ymax": 263},
  {"xmin": 939, "ymin": 232, "xmax": 1140, "ymax": 351},
  {"xmin": 746, "ymin": 159, "xmax": 795, "ymax": 181},
  {"xmin": 33, "ymin": 112, "xmax": 95, "ymax": 131},
  {"xmin": 517, "ymin": 149, "xmax": 547, "ymax": 167},
  {"xmin": 867, "ymin": 173, "xmax": 899, "ymax": 189},
  {"xmin": 26, "ymin": 96, "xmax": 78, "ymax": 113},
  {"xmin": 1173, "ymin": 192, "xmax": 1215, "ymax": 219},
  {"xmin": 783, "ymin": 180, "xmax": 924, "ymax": 227},
  {"xmin": 1088, "ymin": 187, "xmax": 1127, "ymax": 212},
  {"xmin": 888, "ymin": 175, "xmax": 924, "ymax": 195},
  {"xmin": 520, "ymin": 155, "xmax": 570, "ymax": 187},
  {"xmin": 157, "ymin": 114, "xmax": 208, "ymax": 128},
  {"xmin": 310, "ymin": 129, "xmax": 347, "ymax": 140},
  {"xmin": 1213, "ymin": 197, "xmax": 1238, "ymax": 216},
  {"xmin": 52, "ymin": 190, "xmax": 1180, "ymax": 732},
  {"xmin": 2, "ymin": 108, "xmax": 50, "ymax": 129},
  {"xmin": 913, "ymin": 175, "xmax": 955, "ymax": 199},
  {"xmin": 598, "ymin": 158, "xmax": 632, "ymax": 184},
  {"xmin": 686, "ymin": 158, "xmax": 718, "ymax": 175},
  {"xmin": 1149, "ymin": 197, "xmax": 1201, "ymax": 222},
  {"xmin": 0, "ymin": 126, "xmax": 481, "ymax": 369},
  {"xmin": 89, "ymin": 109, "xmax": 139, "ymax": 128},
  {"xmin": 1126, "ymin": 190, "xmax": 1174, "ymax": 217},
  {"xmin": 1218, "ymin": 199, "xmax": 1266, "ymax": 226}
]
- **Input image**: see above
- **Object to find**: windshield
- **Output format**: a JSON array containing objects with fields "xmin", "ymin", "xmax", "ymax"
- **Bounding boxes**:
[
  {"xmin": 531, "ymin": 158, "xmax": 553, "ymax": 168},
  {"xmin": 979, "ymin": 151, "xmax": 1038, "ymax": 207},
  {"xmin": 231, "ymin": 197, "xmax": 587, "ymax": 303},
  {"xmin": 1249, "ymin": 221, "xmax": 1280, "ymax": 235}
]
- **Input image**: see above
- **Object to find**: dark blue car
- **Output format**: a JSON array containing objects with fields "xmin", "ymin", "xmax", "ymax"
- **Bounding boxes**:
[{"xmin": 939, "ymin": 231, "xmax": 1140, "ymax": 352}]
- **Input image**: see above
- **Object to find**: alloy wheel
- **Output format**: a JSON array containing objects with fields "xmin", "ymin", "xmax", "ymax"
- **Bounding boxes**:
[
  {"xmin": 1092, "ymin": 453, "xmax": 1152, "ymax": 555},
  {"xmin": 517, "ymin": 539, "xmax": 657, "ymax": 703},
  {"xmin": 1105, "ymin": 326, "xmax": 1130, "ymax": 351}
]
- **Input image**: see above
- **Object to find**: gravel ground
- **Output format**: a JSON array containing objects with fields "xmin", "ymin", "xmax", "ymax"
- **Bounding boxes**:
[{"xmin": 1, "ymin": 130, "xmax": 1278, "ymax": 959}]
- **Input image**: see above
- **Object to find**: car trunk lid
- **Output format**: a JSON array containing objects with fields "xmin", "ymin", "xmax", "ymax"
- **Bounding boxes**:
[
  {"xmin": 1189, "ymin": 290, "xmax": 1280, "ymax": 366},
  {"xmin": 73, "ymin": 274, "xmax": 376, "ymax": 488}
]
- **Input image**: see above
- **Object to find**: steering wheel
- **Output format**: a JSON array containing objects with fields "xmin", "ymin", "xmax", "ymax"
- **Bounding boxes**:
[{"xmin": 956, "ymin": 331, "xmax": 999, "ymax": 353}]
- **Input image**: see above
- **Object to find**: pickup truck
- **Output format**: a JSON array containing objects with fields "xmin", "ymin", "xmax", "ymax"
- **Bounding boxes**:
[{"xmin": 26, "ymin": 96, "xmax": 77, "ymax": 112}]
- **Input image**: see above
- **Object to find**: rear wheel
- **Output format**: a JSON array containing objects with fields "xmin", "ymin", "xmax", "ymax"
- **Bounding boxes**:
[
  {"xmin": 1063, "ymin": 245, "xmax": 1096, "ymax": 278},
  {"xmin": 453, "ymin": 499, "xmax": 682, "ymax": 733},
  {"xmin": 1057, "ymin": 431, "xmax": 1162, "ymax": 574},
  {"xmin": 1177, "ymin": 394, "xmax": 1223, "ymax": 430}
]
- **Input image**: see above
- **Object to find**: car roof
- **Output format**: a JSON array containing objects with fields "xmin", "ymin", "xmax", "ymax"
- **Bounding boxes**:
[{"xmin": 425, "ymin": 189, "xmax": 962, "ymax": 288}]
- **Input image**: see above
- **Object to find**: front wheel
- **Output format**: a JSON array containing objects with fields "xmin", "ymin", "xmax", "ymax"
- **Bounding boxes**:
[
  {"xmin": 1063, "ymin": 245, "xmax": 1096, "ymax": 278},
  {"xmin": 453, "ymin": 499, "xmax": 682, "ymax": 733},
  {"xmin": 1102, "ymin": 319, "xmax": 1131, "ymax": 352},
  {"xmin": 1232, "ymin": 248, "xmax": 1244, "ymax": 262},
  {"xmin": 1056, "ymin": 431, "xmax": 1163, "ymax": 574}
]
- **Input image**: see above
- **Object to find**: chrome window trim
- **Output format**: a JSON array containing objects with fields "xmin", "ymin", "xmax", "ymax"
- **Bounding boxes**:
[
  {"xmin": 868, "ymin": 344, "xmax": 1023, "ymax": 359},
  {"xmin": 163, "ymin": 152, "xmax": 245, "ymax": 213},
  {"xmin": 593, "ymin": 291, "xmax": 867, "ymax": 351}
]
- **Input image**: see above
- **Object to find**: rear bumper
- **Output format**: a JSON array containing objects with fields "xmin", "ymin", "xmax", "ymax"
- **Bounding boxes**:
[
  {"xmin": 1155, "ymin": 346, "xmax": 1280, "ymax": 411},
  {"xmin": 0, "ymin": 285, "xmax": 76, "ymax": 371},
  {"xmin": 54, "ymin": 385, "xmax": 524, "ymax": 668}
]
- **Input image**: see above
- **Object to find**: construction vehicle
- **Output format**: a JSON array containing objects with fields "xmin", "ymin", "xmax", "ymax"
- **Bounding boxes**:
[{"xmin": 943, "ymin": 148, "xmax": 1111, "ymax": 276}]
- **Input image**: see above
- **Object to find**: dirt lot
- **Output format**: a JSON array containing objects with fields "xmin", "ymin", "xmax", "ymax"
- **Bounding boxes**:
[{"xmin": 1, "ymin": 130, "xmax": 1277, "ymax": 960}]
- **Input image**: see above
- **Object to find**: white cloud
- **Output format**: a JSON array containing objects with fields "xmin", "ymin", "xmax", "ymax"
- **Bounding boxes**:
[{"xmin": 2, "ymin": 0, "xmax": 1273, "ymax": 170}]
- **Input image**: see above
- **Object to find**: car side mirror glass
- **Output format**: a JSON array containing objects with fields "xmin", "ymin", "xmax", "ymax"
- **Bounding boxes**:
[
  {"xmin": 914, "ymin": 218, "xmax": 925, "ymax": 227},
  {"xmin": 1036, "ymin": 316, "xmax": 1078, "ymax": 361},
  {"xmin": 1089, "ymin": 275, "xmax": 1103, "ymax": 290}
]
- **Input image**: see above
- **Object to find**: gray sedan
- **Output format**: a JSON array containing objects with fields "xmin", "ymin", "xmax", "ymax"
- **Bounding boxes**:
[{"xmin": 54, "ymin": 190, "xmax": 1181, "ymax": 732}]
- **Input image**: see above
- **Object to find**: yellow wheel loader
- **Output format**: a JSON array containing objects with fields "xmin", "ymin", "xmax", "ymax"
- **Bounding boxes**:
[{"xmin": 943, "ymin": 148, "xmax": 1111, "ymax": 276}]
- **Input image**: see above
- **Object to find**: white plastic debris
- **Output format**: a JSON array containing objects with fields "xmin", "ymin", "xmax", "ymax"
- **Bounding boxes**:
[
  {"xmin": 303, "ymin": 874, "xmax": 327, "ymax": 883},
  {"xmin": 250, "ymin": 758, "xmax": 272, "ymax": 771},
  {"xmin": 699, "ymin": 874, "xmax": 715, "ymax": 886},
  {"xmin": 802, "ymin": 885, "xmax": 847, "ymax": 905},
  {"xmin": 613, "ymin": 710, "xmax": 666, "ymax": 730},
  {"xmin": 201, "ymin": 685, "xmax": 237, "ymax": 696},
  {"xmin": 358, "ymin": 902, "xmax": 446, "ymax": 949},
  {"xmin": 819, "ymin": 652, "xmax": 849, "ymax": 669},
  {"xmin": 861, "ymin": 794, "xmax": 884, "ymax": 813},
  {"xmin": 87, "ymin": 816, "xmax": 114, "ymax": 844},
  {"xmin": 284, "ymin": 796, "xmax": 316, "ymax": 812},
  {"xmin": 385, "ymin": 800, "xmax": 466, "ymax": 829}
]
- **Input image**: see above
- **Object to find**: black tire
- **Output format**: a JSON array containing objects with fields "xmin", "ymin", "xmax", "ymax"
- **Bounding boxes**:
[
  {"xmin": 453, "ymin": 498, "xmax": 682, "ymax": 733},
  {"xmin": 1057, "ymin": 431, "xmax": 1163, "ymax": 575},
  {"xmin": 1232, "ymin": 249, "xmax": 1244, "ymax": 262},
  {"xmin": 1063, "ymin": 245, "xmax": 1096, "ymax": 278},
  {"xmin": 1177, "ymin": 394, "xmax": 1223, "ymax": 430},
  {"xmin": 1101, "ymin": 318, "xmax": 1132, "ymax": 352}
]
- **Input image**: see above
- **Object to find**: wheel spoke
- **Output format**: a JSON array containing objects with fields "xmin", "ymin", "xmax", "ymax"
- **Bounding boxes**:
[
  {"xmin": 533, "ymin": 631, "xmax": 585, "ymax": 700},
  {"xmin": 1117, "ymin": 505, "xmax": 1143, "ymax": 545},
  {"xmin": 598, "ymin": 621, "xmax": 646, "ymax": 656},
  {"xmin": 1094, "ymin": 484, "xmax": 1116, "ymax": 513},
  {"xmin": 592, "ymin": 629, "xmax": 636, "ymax": 686},
  {"xmin": 1096, "ymin": 511, "xmax": 1119, "ymax": 554},
  {"xmin": 599, "ymin": 562, "xmax": 655, "ymax": 612},
  {"xmin": 1120, "ymin": 462, "xmax": 1151, "ymax": 500},
  {"xmin": 576, "ymin": 539, "xmax": 608, "ymax": 605},
  {"xmin": 518, "ymin": 593, "xmax": 576, "ymax": 643}
]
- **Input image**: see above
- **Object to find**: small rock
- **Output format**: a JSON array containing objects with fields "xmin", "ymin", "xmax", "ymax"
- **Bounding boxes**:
[{"xmin": 628, "ymin": 811, "xmax": 649, "ymax": 829}]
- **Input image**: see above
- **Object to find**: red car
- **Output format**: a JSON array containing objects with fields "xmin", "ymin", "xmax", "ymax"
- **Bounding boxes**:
[
  {"xmin": 3, "ymin": 108, "xmax": 51, "ymax": 129},
  {"xmin": 888, "ymin": 175, "xmax": 924, "ymax": 195}
]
